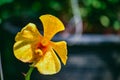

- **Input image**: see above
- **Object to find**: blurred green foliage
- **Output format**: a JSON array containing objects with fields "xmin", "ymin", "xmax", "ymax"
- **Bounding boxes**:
[
  {"xmin": 0, "ymin": 0, "xmax": 120, "ymax": 31},
  {"xmin": 0, "ymin": 0, "xmax": 13, "ymax": 6},
  {"xmin": 80, "ymin": 0, "xmax": 120, "ymax": 31},
  {"xmin": 0, "ymin": 0, "xmax": 68, "ymax": 22}
]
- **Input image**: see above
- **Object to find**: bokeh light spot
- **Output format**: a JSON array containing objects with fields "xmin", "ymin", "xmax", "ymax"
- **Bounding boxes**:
[
  {"xmin": 100, "ymin": 15, "xmax": 110, "ymax": 27},
  {"xmin": 114, "ymin": 21, "xmax": 120, "ymax": 30}
]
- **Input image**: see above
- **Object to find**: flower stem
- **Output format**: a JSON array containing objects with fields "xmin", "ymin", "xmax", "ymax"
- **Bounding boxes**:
[{"xmin": 25, "ymin": 66, "xmax": 34, "ymax": 80}]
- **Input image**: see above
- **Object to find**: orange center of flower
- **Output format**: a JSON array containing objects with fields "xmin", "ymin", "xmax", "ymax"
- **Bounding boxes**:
[{"xmin": 35, "ymin": 39, "xmax": 49, "ymax": 56}]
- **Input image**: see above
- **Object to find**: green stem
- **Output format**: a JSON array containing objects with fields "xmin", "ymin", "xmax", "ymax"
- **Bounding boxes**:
[{"xmin": 25, "ymin": 66, "xmax": 34, "ymax": 80}]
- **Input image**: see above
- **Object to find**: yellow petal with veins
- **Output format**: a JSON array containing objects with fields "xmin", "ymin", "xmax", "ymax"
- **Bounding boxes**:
[
  {"xmin": 15, "ymin": 23, "xmax": 42, "ymax": 41},
  {"xmin": 40, "ymin": 14, "xmax": 65, "ymax": 40},
  {"xmin": 13, "ymin": 41, "xmax": 33, "ymax": 63},
  {"xmin": 51, "ymin": 41, "xmax": 67, "ymax": 65},
  {"xmin": 13, "ymin": 23, "xmax": 43, "ymax": 63},
  {"xmin": 35, "ymin": 48, "xmax": 61, "ymax": 75}
]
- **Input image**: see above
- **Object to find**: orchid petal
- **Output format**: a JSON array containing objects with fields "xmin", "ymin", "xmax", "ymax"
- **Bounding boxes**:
[
  {"xmin": 51, "ymin": 41, "xmax": 67, "ymax": 65},
  {"xmin": 15, "ymin": 23, "xmax": 42, "ymax": 41},
  {"xmin": 13, "ymin": 41, "xmax": 33, "ymax": 63},
  {"xmin": 14, "ymin": 23, "xmax": 43, "ymax": 63},
  {"xmin": 40, "ymin": 14, "xmax": 65, "ymax": 40},
  {"xmin": 35, "ymin": 48, "xmax": 61, "ymax": 75}
]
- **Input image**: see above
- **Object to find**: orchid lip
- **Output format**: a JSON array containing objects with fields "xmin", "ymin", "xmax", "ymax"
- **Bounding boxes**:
[{"xmin": 35, "ymin": 49, "xmax": 43, "ymax": 56}]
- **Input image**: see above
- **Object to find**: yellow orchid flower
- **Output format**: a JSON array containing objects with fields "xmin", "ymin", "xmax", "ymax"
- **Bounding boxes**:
[{"xmin": 13, "ymin": 14, "xmax": 68, "ymax": 75}]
